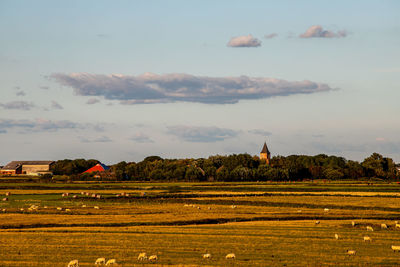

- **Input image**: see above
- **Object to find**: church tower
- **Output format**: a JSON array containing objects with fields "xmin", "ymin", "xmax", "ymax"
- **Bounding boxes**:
[{"xmin": 260, "ymin": 142, "xmax": 271, "ymax": 164}]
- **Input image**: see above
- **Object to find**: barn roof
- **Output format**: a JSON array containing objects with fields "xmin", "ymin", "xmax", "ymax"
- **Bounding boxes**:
[
  {"xmin": 83, "ymin": 163, "xmax": 110, "ymax": 173},
  {"xmin": 1, "ymin": 161, "xmax": 54, "ymax": 170},
  {"xmin": 260, "ymin": 142, "xmax": 271, "ymax": 155}
]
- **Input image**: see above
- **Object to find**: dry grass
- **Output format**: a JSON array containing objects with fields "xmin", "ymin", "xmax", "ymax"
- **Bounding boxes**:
[{"xmin": 1, "ymin": 181, "xmax": 400, "ymax": 266}]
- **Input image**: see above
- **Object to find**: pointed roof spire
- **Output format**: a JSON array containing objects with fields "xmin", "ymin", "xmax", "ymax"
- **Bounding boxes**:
[{"xmin": 261, "ymin": 142, "xmax": 270, "ymax": 155}]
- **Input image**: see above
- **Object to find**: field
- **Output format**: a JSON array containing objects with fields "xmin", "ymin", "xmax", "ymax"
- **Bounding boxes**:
[{"xmin": 1, "ymin": 181, "xmax": 400, "ymax": 266}]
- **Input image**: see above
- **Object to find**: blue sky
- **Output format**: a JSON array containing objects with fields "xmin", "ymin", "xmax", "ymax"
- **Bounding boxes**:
[{"xmin": 0, "ymin": 0, "xmax": 399, "ymax": 165}]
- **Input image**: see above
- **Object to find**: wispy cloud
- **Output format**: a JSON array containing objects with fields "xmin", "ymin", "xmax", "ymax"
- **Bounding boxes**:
[
  {"xmin": 0, "ymin": 118, "xmax": 103, "ymax": 133},
  {"xmin": 51, "ymin": 73, "xmax": 333, "ymax": 105},
  {"xmin": 16, "ymin": 91, "xmax": 26, "ymax": 96},
  {"xmin": 167, "ymin": 125, "xmax": 238, "ymax": 142},
  {"xmin": 86, "ymin": 98, "xmax": 100, "ymax": 105},
  {"xmin": 227, "ymin": 34, "xmax": 261, "ymax": 47},
  {"xmin": 300, "ymin": 25, "xmax": 347, "ymax": 38},
  {"xmin": 51, "ymin": 100, "xmax": 63, "ymax": 110},
  {"xmin": 130, "ymin": 133, "xmax": 154, "ymax": 143},
  {"xmin": 264, "ymin": 33, "xmax": 278, "ymax": 39},
  {"xmin": 0, "ymin": 101, "xmax": 35, "ymax": 110},
  {"xmin": 248, "ymin": 129, "xmax": 272, "ymax": 136}
]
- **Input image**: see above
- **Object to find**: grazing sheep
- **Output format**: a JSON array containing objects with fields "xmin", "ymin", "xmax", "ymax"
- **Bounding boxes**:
[
  {"xmin": 65, "ymin": 209, "xmax": 71, "ymax": 212},
  {"xmin": 324, "ymin": 208, "xmax": 330, "ymax": 212},
  {"xmin": 208, "ymin": 207, "xmax": 211, "ymax": 210},
  {"xmin": 395, "ymin": 224, "xmax": 400, "ymax": 229},
  {"xmin": 95, "ymin": 257, "xmax": 106, "ymax": 265},
  {"xmin": 347, "ymin": 250, "xmax": 356, "ymax": 255},
  {"xmin": 395, "ymin": 221, "xmax": 399, "ymax": 225},
  {"xmin": 20, "ymin": 208, "xmax": 24, "ymax": 211},
  {"xmin": 226, "ymin": 253, "xmax": 236, "ymax": 259},
  {"xmin": 72, "ymin": 195, "xmax": 77, "ymax": 199},
  {"xmin": 94, "ymin": 206, "xmax": 100, "ymax": 209},
  {"xmin": 352, "ymin": 221, "xmax": 356, "ymax": 227},
  {"xmin": 86, "ymin": 192, "xmax": 90, "ymax": 196},
  {"xmin": 137, "ymin": 252, "xmax": 147, "ymax": 261},
  {"xmin": 231, "ymin": 205, "xmax": 236, "ymax": 209},
  {"xmin": 96, "ymin": 195, "xmax": 101, "ymax": 199},
  {"xmin": 44, "ymin": 206, "xmax": 48, "ymax": 208},
  {"xmin": 2, "ymin": 198, "xmax": 8, "ymax": 201},
  {"xmin": 392, "ymin": 245, "xmax": 400, "ymax": 252},
  {"xmin": 381, "ymin": 223, "xmax": 388, "ymax": 229},
  {"xmin": 366, "ymin": 226, "xmax": 374, "ymax": 232},
  {"xmin": 105, "ymin": 259, "xmax": 116, "ymax": 265},
  {"xmin": 364, "ymin": 236, "xmax": 372, "ymax": 242},
  {"xmin": 81, "ymin": 205, "xmax": 86, "ymax": 208},
  {"xmin": 81, "ymin": 192, "xmax": 85, "ymax": 195},
  {"xmin": 125, "ymin": 193, "xmax": 130, "ymax": 197},
  {"xmin": 67, "ymin": 259, "xmax": 79, "ymax": 267},
  {"xmin": 203, "ymin": 253, "xmax": 211, "ymax": 259},
  {"xmin": 148, "ymin": 255, "xmax": 158, "ymax": 262},
  {"xmin": 57, "ymin": 207, "xmax": 63, "ymax": 211},
  {"xmin": 5, "ymin": 192, "xmax": 10, "ymax": 196},
  {"xmin": 2, "ymin": 209, "xmax": 6, "ymax": 212},
  {"xmin": 315, "ymin": 221, "xmax": 320, "ymax": 225},
  {"xmin": 92, "ymin": 194, "xmax": 97, "ymax": 198},
  {"xmin": 334, "ymin": 234, "xmax": 339, "ymax": 240}
]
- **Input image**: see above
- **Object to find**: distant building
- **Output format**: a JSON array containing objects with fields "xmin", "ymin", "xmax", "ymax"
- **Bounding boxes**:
[
  {"xmin": 0, "ymin": 161, "xmax": 54, "ymax": 176},
  {"xmin": 83, "ymin": 163, "xmax": 110, "ymax": 174},
  {"xmin": 260, "ymin": 142, "xmax": 271, "ymax": 164}
]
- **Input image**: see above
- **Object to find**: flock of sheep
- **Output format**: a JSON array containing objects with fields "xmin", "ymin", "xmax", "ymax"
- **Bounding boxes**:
[
  {"xmin": 67, "ymin": 252, "xmax": 236, "ymax": 266},
  {"xmin": 317, "ymin": 216, "xmax": 400, "ymax": 256}
]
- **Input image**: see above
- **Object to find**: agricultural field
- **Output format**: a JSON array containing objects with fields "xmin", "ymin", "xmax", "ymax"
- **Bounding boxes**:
[{"xmin": 1, "ymin": 181, "xmax": 400, "ymax": 266}]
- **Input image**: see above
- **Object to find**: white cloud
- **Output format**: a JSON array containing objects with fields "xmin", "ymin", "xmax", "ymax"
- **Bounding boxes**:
[
  {"xmin": 227, "ymin": 34, "xmax": 261, "ymax": 47},
  {"xmin": 51, "ymin": 73, "xmax": 333, "ymax": 105},
  {"xmin": 167, "ymin": 125, "xmax": 238, "ymax": 142},
  {"xmin": 300, "ymin": 25, "xmax": 347, "ymax": 38}
]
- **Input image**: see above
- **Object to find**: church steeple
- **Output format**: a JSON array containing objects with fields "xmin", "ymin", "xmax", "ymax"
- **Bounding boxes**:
[{"xmin": 260, "ymin": 142, "xmax": 271, "ymax": 164}]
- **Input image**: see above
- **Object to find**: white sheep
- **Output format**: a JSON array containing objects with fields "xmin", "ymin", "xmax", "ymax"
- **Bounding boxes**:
[
  {"xmin": 315, "ymin": 221, "xmax": 320, "ymax": 225},
  {"xmin": 67, "ymin": 259, "xmax": 79, "ymax": 267},
  {"xmin": 231, "ymin": 205, "xmax": 236, "ymax": 209},
  {"xmin": 5, "ymin": 192, "xmax": 10, "ymax": 196},
  {"xmin": 366, "ymin": 226, "xmax": 374, "ymax": 232},
  {"xmin": 395, "ymin": 224, "xmax": 400, "ymax": 229},
  {"xmin": 105, "ymin": 258, "xmax": 116, "ymax": 265},
  {"xmin": 364, "ymin": 236, "xmax": 372, "ymax": 242},
  {"xmin": 226, "ymin": 253, "xmax": 236, "ymax": 259},
  {"xmin": 324, "ymin": 208, "xmax": 330, "ymax": 212},
  {"xmin": 96, "ymin": 195, "xmax": 101, "ymax": 199},
  {"xmin": 81, "ymin": 192, "xmax": 85, "ymax": 195},
  {"xmin": 381, "ymin": 223, "xmax": 388, "ymax": 229},
  {"xmin": 95, "ymin": 257, "xmax": 106, "ymax": 265},
  {"xmin": 148, "ymin": 255, "xmax": 158, "ymax": 262},
  {"xmin": 351, "ymin": 221, "xmax": 356, "ymax": 227},
  {"xmin": 94, "ymin": 206, "xmax": 100, "ymax": 209},
  {"xmin": 65, "ymin": 209, "xmax": 71, "ymax": 212},
  {"xmin": 137, "ymin": 252, "xmax": 147, "ymax": 261},
  {"xmin": 81, "ymin": 205, "xmax": 86, "ymax": 208},
  {"xmin": 2, "ymin": 209, "xmax": 6, "ymax": 212},
  {"xmin": 347, "ymin": 250, "xmax": 356, "ymax": 255},
  {"xmin": 57, "ymin": 207, "xmax": 63, "ymax": 211},
  {"xmin": 334, "ymin": 234, "xmax": 339, "ymax": 240},
  {"xmin": 2, "ymin": 197, "xmax": 8, "ymax": 201},
  {"xmin": 203, "ymin": 253, "xmax": 211, "ymax": 259},
  {"xmin": 392, "ymin": 245, "xmax": 400, "ymax": 252}
]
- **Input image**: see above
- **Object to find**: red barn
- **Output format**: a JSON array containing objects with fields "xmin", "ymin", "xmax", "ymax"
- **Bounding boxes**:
[{"xmin": 83, "ymin": 163, "xmax": 110, "ymax": 174}]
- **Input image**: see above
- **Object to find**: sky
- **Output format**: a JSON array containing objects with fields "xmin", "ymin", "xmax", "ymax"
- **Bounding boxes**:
[{"xmin": 0, "ymin": 0, "xmax": 399, "ymax": 165}]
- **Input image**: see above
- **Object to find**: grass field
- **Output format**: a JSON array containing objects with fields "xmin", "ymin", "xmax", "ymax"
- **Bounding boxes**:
[{"xmin": 1, "ymin": 181, "xmax": 400, "ymax": 266}]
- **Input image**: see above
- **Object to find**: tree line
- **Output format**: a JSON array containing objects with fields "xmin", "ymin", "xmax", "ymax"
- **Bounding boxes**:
[{"xmin": 50, "ymin": 153, "xmax": 399, "ymax": 182}]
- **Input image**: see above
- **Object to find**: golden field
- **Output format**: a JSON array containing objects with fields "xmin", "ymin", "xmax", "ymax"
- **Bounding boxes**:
[{"xmin": 1, "ymin": 181, "xmax": 400, "ymax": 266}]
